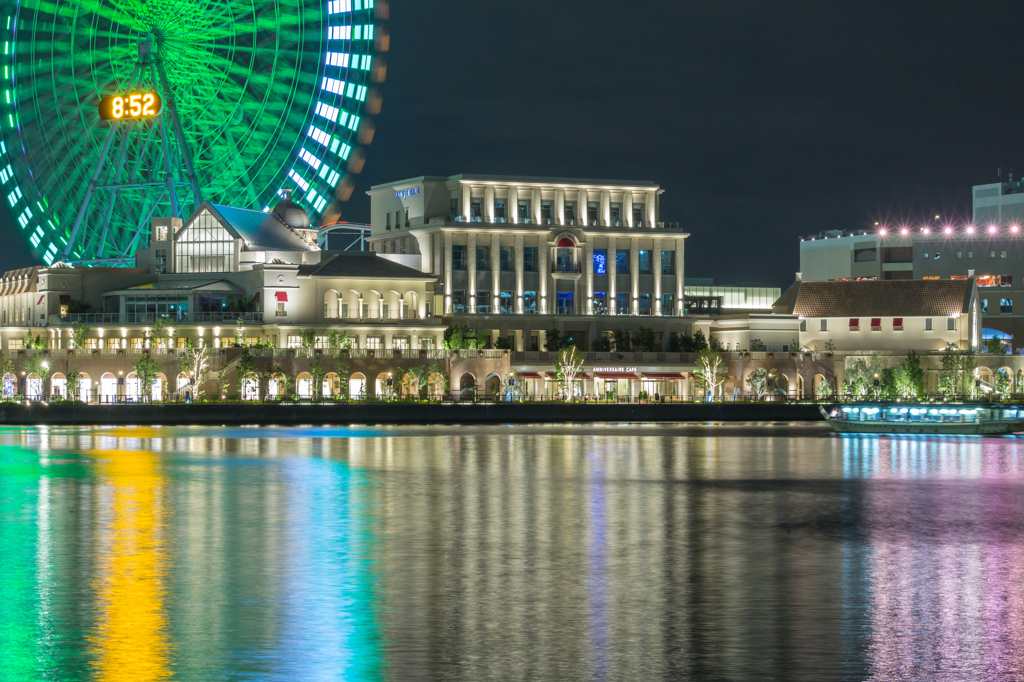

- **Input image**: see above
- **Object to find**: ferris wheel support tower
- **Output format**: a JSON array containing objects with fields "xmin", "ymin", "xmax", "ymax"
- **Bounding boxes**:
[{"xmin": 68, "ymin": 38, "xmax": 204, "ymax": 265}]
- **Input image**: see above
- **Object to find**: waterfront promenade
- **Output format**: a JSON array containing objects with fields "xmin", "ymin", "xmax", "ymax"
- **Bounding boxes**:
[{"xmin": 0, "ymin": 400, "xmax": 823, "ymax": 426}]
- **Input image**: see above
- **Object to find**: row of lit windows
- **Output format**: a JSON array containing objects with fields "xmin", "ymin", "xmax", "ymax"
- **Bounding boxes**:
[
  {"xmin": 447, "ymin": 245, "xmax": 676, "ymax": 275},
  {"xmin": 981, "ymin": 298, "xmax": 1014, "ymax": 314},
  {"xmin": 462, "ymin": 198, "xmax": 649, "ymax": 227},
  {"xmin": 801, "ymin": 317, "xmax": 957, "ymax": 332},
  {"xmin": 449, "ymin": 291, "xmax": 677, "ymax": 315}
]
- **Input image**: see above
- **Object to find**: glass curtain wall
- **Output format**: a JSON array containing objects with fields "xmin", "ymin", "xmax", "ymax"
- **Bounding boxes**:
[{"xmin": 175, "ymin": 210, "xmax": 237, "ymax": 273}]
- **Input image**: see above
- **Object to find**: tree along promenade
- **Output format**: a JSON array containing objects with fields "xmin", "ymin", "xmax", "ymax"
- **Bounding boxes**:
[{"xmin": 0, "ymin": 400, "xmax": 825, "ymax": 426}]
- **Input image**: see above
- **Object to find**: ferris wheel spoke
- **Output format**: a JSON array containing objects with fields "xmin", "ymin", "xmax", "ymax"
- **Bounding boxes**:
[{"xmin": 4, "ymin": 0, "xmax": 382, "ymax": 262}]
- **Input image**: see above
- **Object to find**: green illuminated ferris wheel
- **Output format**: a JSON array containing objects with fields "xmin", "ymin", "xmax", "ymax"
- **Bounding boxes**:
[{"xmin": 1, "ymin": 0, "xmax": 387, "ymax": 265}]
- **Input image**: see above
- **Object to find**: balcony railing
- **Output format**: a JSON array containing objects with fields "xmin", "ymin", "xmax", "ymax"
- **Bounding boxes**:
[
  {"xmin": 60, "ymin": 313, "xmax": 122, "ymax": 324},
  {"xmin": 452, "ymin": 307, "xmax": 688, "ymax": 317},
  {"xmin": 430, "ymin": 214, "xmax": 682, "ymax": 230},
  {"xmin": 324, "ymin": 312, "xmax": 434, "ymax": 322},
  {"xmin": 193, "ymin": 312, "xmax": 264, "ymax": 323},
  {"xmin": 551, "ymin": 262, "xmax": 583, "ymax": 274},
  {"xmin": 512, "ymin": 351, "xmax": 699, "ymax": 364}
]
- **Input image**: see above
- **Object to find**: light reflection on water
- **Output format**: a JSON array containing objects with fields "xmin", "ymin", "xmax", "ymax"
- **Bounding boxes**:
[{"xmin": 2, "ymin": 425, "xmax": 1024, "ymax": 679}]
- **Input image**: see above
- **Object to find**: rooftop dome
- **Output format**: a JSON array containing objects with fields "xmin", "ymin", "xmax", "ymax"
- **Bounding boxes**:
[{"xmin": 271, "ymin": 192, "xmax": 310, "ymax": 231}]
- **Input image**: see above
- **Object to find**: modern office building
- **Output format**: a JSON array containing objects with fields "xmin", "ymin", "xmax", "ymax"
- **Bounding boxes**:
[
  {"xmin": 798, "ymin": 180, "xmax": 1024, "ymax": 349},
  {"xmin": 366, "ymin": 174, "xmax": 691, "ymax": 351}
]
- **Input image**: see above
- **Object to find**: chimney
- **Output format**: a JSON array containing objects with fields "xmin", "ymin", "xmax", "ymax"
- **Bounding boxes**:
[
  {"xmin": 968, "ymin": 269, "xmax": 975, "ymax": 277},
  {"xmin": 795, "ymin": 271, "xmax": 802, "ymax": 281}
]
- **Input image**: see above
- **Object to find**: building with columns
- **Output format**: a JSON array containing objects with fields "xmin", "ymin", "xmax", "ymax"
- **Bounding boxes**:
[
  {"xmin": 0, "ymin": 197, "xmax": 517, "ymax": 402},
  {"xmin": 366, "ymin": 174, "xmax": 691, "ymax": 351}
]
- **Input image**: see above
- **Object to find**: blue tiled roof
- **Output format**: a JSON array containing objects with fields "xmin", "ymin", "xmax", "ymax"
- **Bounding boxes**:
[
  {"xmin": 299, "ymin": 253, "xmax": 434, "ymax": 279},
  {"xmin": 207, "ymin": 203, "xmax": 312, "ymax": 252}
]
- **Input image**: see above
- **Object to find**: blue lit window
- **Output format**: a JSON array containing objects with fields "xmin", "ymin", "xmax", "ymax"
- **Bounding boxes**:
[
  {"xmin": 593, "ymin": 249, "xmax": 607, "ymax": 274},
  {"xmin": 638, "ymin": 250, "xmax": 651, "ymax": 274},
  {"xmin": 616, "ymin": 249, "xmax": 629, "ymax": 274}
]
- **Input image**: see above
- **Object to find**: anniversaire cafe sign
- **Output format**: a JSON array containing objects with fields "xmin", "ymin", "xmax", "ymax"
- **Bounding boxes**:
[{"xmin": 591, "ymin": 367, "xmax": 637, "ymax": 373}]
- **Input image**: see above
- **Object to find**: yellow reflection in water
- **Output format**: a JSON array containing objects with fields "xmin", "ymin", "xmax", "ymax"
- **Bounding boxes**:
[{"xmin": 88, "ymin": 448, "xmax": 171, "ymax": 681}]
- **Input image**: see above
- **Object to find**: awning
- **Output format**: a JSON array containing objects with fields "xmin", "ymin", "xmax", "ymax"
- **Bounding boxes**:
[
  {"xmin": 591, "ymin": 372, "xmax": 638, "ymax": 380},
  {"xmin": 849, "ymin": 317, "xmax": 859, "ymax": 327},
  {"xmin": 516, "ymin": 372, "xmax": 544, "ymax": 379},
  {"xmin": 276, "ymin": 291, "xmax": 288, "ymax": 302},
  {"xmin": 36, "ymin": 295, "xmax": 44, "ymax": 305},
  {"xmin": 893, "ymin": 317, "xmax": 904, "ymax": 327},
  {"xmin": 870, "ymin": 317, "xmax": 881, "ymax": 327},
  {"xmin": 642, "ymin": 374, "xmax": 685, "ymax": 380},
  {"xmin": 252, "ymin": 292, "xmax": 260, "ymax": 301}
]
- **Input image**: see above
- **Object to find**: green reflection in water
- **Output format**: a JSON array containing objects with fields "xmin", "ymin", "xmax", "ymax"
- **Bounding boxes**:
[
  {"xmin": 0, "ymin": 446, "xmax": 47, "ymax": 680},
  {"xmin": 277, "ymin": 456, "xmax": 384, "ymax": 680}
]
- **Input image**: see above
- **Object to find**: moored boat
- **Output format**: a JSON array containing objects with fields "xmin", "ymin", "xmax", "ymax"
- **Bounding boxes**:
[{"xmin": 819, "ymin": 403, "xmax": 1024, "ymax": 435}]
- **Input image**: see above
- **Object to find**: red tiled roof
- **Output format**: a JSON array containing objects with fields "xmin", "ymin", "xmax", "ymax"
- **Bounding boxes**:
[{"xmin": 774, "ymin": 278, "xmax": 974, "ymax": 318}]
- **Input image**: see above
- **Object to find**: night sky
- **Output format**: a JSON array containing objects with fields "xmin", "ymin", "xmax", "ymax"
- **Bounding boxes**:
[{"xmin": 4, "ymin": 1, "xmax": 1024, "ymax": 286}]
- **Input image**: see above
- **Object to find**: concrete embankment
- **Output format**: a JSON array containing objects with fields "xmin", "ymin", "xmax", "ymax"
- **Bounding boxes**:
[{"xmin": 0, "ymin": 401, "xmax": 824, "ymax": 426}]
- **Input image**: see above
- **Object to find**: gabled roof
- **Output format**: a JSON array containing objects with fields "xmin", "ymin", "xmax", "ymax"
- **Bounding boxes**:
[
  {"xmin": 185, "ymin": 202, "xmax": 313, "ymax": 252},
  {"xmin": 298, "ymin": 253, "xmax": 434, "ymax": 280},
  {"xmin": 775, "ymin": 278, "xmax": 975, "ymax": 318}
]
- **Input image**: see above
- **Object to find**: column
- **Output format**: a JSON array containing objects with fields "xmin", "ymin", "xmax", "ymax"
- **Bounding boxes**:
[
  {"xmin": 608, "ymin": 236, "xmax": 617, "ymax": 315},
  {"xmin": 623, "ymin": 190, "xmax": 633, "ymax": 227},
  {"xmin": 468, "ymin": 232, "xmax": 477, "ymax": 309},
  {"xmin": 509, "ymin": 186, "xmax": 519, "ymax": 223},
  {"xmin": 584, "ymin": 239, "xmax": 594, "ymax": 314},
  {"xmin": 647, "ymin": 191, "xmax": 658, "ymax": 227},
  {"xmin": 539, "ymin": 236, "xmax": 549, "ymax": 313},
  {"xmin": 484, "ymin": 185, "xmax": 495, "ymax": 222},
  {"xmin": 533, "ymin": 188, "xmax": 543, "ymax": 224},
  {"xmin": 630, "ymin": 237, "xmax": 640, "ymax": 314},
  {"xmin": 600, "ymin": 190, "xmax": 611, "ymax": 226},
  {"xmin": 653, "ymin": 237, "xmax": 662, "ymax": 315},
  {"xmin": 515, "ymin": 234, "xmax": 524, "ymax": 313},
  {"xmin": 555, "ymin": 188, "xmax": 565, "ymax": 225},
  {"xmin": 491, "ymin": 233, "xmax": 500, "ymax": 312},
  {"xmin": 578, "ymin": 189, "xmax": 588, "ymax": 225},
  {"xmin": 444, "ymin": 231, "xmax": 453, "ymax": 313},
  {"xmin": 414, "ymin": 231, "xmax": 432, "ymax": 273},
  {"xmin": 462, "ymin": 184, "xmax": 472, "ymax": 220},
  {"xmin": 676, "ymin": 236, "xmax": 685, "ymax": 315}
]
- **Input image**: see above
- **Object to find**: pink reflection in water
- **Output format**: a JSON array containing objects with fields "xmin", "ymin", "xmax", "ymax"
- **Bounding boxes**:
[{"xmin": 853, "ymin": 437, "xmax": 1024, "ymax": 679}]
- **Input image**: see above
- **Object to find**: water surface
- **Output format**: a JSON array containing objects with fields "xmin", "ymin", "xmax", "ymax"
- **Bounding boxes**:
[{"xmin": 2, "ymin": 423, "xmax": 1024, "ymax": 680}]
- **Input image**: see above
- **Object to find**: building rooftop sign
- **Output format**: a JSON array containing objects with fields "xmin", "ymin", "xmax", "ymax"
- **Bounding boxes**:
[{"xmin": 395, "ymin": 188, "xmax": 420, "ymax": 199}]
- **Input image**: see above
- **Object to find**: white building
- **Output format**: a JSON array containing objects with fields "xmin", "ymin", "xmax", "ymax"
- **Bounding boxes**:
[
  {"xmin": 0, "ymin": 198, "xmax": 445, "ymax": 352},
  {"xmin": 366, "ymin": 174, "xmax": 691, "ymax": 351},
  {"xmin": 773, "ymin": 277, "xmax": 981, "ymax": 353}
]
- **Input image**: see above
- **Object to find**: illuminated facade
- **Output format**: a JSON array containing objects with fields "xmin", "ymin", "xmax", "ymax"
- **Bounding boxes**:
[
  {"xmin": 367, "ymin": 174, "xmax": 692, "ymax": 351},
  {"xmin": 798, "ymin": 180, "xmax": 1024, "ymax": 350},
  {"xmin": 775, "ymin": 276, "xmax": 981, "ymax": 353}
]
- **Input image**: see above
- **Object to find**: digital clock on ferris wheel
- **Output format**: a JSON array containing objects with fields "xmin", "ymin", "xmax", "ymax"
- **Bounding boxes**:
[{"xmin": 98, "ymin": 91, "xmax": 164, "ymax": 121}]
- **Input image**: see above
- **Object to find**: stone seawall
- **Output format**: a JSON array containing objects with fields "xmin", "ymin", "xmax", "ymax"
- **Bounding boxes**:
[{"xmin": 0, "ymin": 401, "xmax": 824, "ymax": 426}]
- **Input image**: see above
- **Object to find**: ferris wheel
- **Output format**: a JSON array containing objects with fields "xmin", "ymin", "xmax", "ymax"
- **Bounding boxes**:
[{"xmin": 1, "ymin": 0, "xmax": 387, "ymax": 265}]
